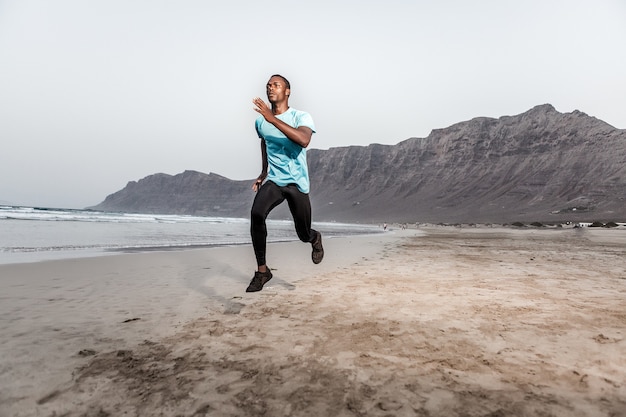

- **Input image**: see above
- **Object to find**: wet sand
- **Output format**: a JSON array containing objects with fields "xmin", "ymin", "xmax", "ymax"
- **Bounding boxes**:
[{"xmin": 1, "ymin": 227, "xmax": 625, "ymax": 416}]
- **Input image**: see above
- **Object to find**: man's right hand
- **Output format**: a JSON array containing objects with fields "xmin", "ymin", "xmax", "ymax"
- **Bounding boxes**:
[{"xmin": 252, "ymin": 178, "xmax": 263, "ymax": 192}]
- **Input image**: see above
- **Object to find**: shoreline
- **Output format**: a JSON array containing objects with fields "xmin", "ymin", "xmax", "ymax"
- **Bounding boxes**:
[
  {"xmin": 0, "ymin": 224, "xmax": 385, "ymax": 266},
  {"xmin": 1, "ymin": 228, "xmax": 624, "ymax": 416}
]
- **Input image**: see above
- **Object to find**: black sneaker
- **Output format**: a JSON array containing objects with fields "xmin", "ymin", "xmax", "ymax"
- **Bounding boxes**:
[
  {"xmin": 246, "ymin": 269, "xmax": 273, "ymax": 292},
  {"xmin": 311, "ymin": 231, "xmax": 324, "ymax": 264}
]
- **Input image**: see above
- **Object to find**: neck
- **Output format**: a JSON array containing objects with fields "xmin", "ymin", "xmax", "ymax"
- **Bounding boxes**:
[{"xmin": 271, "ymin": 101, "xmax": 289, "ymax": 115}]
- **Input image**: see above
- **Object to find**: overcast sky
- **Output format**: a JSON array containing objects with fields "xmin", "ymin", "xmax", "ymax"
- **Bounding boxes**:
[{"xmin": 1, "ymin": 0, "xmax": 625, "ymax": 209}]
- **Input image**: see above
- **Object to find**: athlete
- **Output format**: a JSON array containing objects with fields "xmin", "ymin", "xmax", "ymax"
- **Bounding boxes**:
[{"xmin": 247, "ymin": 74, "xmax": 324, "ymax": 292}]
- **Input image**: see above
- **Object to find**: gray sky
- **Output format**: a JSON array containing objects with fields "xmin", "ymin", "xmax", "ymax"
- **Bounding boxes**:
[{"xmin": 1, "ymin": 0, "xmax": 625, "ymax": 209}]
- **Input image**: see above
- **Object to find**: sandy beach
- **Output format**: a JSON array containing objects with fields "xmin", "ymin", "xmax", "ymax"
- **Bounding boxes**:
[{"xmin": 1, "ymin": 226, "xmax": 625, "ymax": 417}]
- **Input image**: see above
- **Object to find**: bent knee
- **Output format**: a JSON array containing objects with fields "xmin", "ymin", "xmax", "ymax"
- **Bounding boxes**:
[{"xmin": 250, "ymin": 207, "xmax": 266, "ymax": 224}]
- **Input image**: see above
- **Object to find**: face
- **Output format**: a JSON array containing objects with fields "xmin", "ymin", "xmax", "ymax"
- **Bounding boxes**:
[{"xmin": 266, "ymin": 76, "xmax": 290, "ymax": 103}]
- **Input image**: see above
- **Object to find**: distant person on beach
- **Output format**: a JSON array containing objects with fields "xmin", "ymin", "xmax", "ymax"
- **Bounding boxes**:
[{"xmin": 246, "ymin": 74, "xmax": 324, "ymax": 292}]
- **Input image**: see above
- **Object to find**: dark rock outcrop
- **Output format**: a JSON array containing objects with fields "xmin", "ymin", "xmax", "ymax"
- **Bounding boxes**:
[
  {"xmin": 90, "ymin": 104, "xmax": 626, "ymax": 223},
  {"xmin": 93, "ymin": 171, "xmax": 252, "ymax": 218}
]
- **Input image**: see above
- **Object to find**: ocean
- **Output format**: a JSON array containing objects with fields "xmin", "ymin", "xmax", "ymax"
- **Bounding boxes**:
[{"xmin": 0, "ymin": 206, "xmax": 381, "ymax": 265}]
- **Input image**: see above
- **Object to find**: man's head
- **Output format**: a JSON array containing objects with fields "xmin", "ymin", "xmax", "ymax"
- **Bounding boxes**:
[
  {"xmin": 270, "ymin": 74, "xmax": 290, "ymax": 90},
  {"xmin": 266, "ymin": 74, "xmax": 290, "ymax": 104}
]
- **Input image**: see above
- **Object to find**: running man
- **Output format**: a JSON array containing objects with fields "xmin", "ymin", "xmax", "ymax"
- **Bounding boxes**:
[{"xmin": 247, "ymin": 74, "xmax": 324, "ymax": 292}]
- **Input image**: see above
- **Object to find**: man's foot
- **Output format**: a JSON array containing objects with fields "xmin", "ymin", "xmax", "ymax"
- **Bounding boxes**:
[
  {"xmin": 246, "ymin": 268, "xmax": 273, "ymax": 292},
  {"xmin": 311, "ymin": 231, "xmax": 324, "ymax": 264}
]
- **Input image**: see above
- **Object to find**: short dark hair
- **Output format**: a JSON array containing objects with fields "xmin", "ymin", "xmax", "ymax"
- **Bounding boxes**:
[{"xmin": 270, "ymin": 74, "xmax": 290, "ymax": 90}]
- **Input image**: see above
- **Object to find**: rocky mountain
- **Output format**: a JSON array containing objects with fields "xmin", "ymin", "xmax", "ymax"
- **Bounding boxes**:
[
  {"xmin": 91, "ymin": 104, "xmax": 626, "ymax": 224},
  {"xmin": 91, "ymin": 171, "xmax": 252, "ymax": 217}
]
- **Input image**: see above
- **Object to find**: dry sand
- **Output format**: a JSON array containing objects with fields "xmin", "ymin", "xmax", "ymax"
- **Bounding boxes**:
[{"xmin": 1, "ymin": 226, "xmax": 625, "ymax": 417}]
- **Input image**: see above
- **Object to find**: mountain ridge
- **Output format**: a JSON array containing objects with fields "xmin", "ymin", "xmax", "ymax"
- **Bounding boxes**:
[{"xmin": 90, "ymin": 104, "xmax": 626, "ymax": 223}]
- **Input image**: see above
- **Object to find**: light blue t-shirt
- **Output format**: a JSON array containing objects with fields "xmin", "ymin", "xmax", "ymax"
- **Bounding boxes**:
[{"xmin": 255, "ymin": 108, "xmax": 316, "ymax": 194}]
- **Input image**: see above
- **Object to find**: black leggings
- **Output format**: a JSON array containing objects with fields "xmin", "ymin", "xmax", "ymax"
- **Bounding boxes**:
[{"xmin": 250, "ymin": 181, "xmax": 317, "ymax": 267}]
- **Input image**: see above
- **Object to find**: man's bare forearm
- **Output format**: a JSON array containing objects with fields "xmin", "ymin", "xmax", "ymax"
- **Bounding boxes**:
[
  {"xmin": 252, "ymin": 140, "xmax": 268, "ymax": 192},
  {"xmin": 252, "ymin": 97, "xmax": 312, "ymax": 148},
  {"xmin": 265, "ymin": 116, "xmax": 312, "ymax": 148},
  {"xmin": 259, "ymin": 139, "xmax": 268, "ymax": 178}
]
